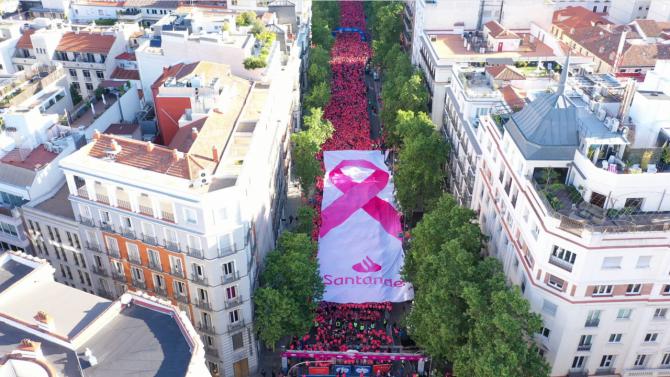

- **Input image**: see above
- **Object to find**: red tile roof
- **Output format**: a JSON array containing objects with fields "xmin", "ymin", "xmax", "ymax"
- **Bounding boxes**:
[
  {"xmin": 553, "ymin": 6, "xmax": 611, "ymax": 31},
  {"xmin": 0, "ymin": 146, "xmax": 58, "ymax": 170},
  {"xmin": 500, "ymin": 85, "xmax": 526, "ymax": 111},
  {"xmin": 56, "ymin": 32, "xmax": 116, "ymax": 54},
  {"xmin": 105, "ymin": 123, "xmax": 140, "ymax": 135},
  {"xmin": 115, "ymin": 52, "xmax": 136, "ymax": 61},
  {"xmin": 16, "ymin": 29, "xmax": 35, "ymax": 50},
  {"xmin": 484, "ymin": 20, "xmax": 519, "ymax": 39},
  {"xmin": 485, "ymin": 65, "xmax": 525, "ymax": 81},
  {"xmin": 111, "ymin": 67, "xmax": 140, "ymax": 81}
]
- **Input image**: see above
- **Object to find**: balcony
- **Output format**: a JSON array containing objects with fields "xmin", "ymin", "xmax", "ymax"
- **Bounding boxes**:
[
  {"xmin": 221, "ymin": 272, "xmax": 240, "ymax": 285},
  {"xmin": 169, "ymin": 266, "xmax": 185, "ymax": 278},
  {"xmin": 128, "ymin": 254, "xmax": 142, "ymax": 265},
  {"xmin": 194, "ymin": 299, "xmax": 212, "ymax": 310},
  {"xmin": 108, "ymin": 248, "xmax": 121, "ymax": 258},
  {"xmin": 111, "ymin": 270, "xmax": 126, "ymax": 282},
  {"xmin": 165, "ymin": 240, "xmax": 181, "ymax": 253},
  {"xmin": 197, "ymin": 322, "xmax": 216, "ymax": 335},
  {"xmin": 141, "ymin": 233, "xmax": 158, "ymax": 246},
  {"xmin": 148, "ymin": 259, "xmax": 162, "ymax": 272},
  {"xmin": 225, "ymin": 295, "xmax": 243, "ymax": 309},
  {"xmin": 175, "ymin": 293, "xmax": 189, "ymax": 304},
  {"xmin": 77, "ymin": 187, "xmax": 89, "ymax": 199},
  {"xmin": 548, "ymin": 255, "xmax": 574, "ymax": 272},
  {"xmin": 594, "ymin": 367, "xmax": 614, "ymax": 375},
  {"xmin": 577, "ymin": 344, "xmax": 592, "ymax": 351},
  {"xmin": 80, "ymin": 217, "xmax": 96, "ymax": 227},
  {"xmin": 96, "ymin": 193, "xmax": 110, "ymax": 205},
  {"xmin": 191, "ymin": 273, "xmax": 208, "ymax": 285},
  {"xmin": 567, "ymin": 370, "xmax": 588, "ymax": 377},
  {"xmin": 187, "ymin": 246, "xmax": 204, "ymax": 259},
  {"xmin": 139, "ymin": 205, "xmax": 154, "ymax": 217},
  {"xmin": 97, "ymin": 288, "xmax": 114, "ymax": 299},
  {"xmin": 154, "ymin": 285, "xmax": 168, "ymax": 297},
  {"xmin": 85, "ymin": 241, "xmax": 103, "ymax": 253},
  {"xmin": 205, "ymin": 346, "xmax": 219, "ymax": 357},
  {"xmin": 227, "ymin": 319, "xmax": 245, "ymax": 332},
  {"xmin": 100, "ymin": 222, "xmax": 114, "ymax": 233},
  {"xmin": 218, "ymin": 244, "xmax": 237, "ymax": 258},
  {"xmin": 132, "ymin": 279, "xmax": 147, "ymax": 290},
  {"xmin": 91, "ymin": 265, "xmax": 108, "ymax": 277},
  {"xmin": 161, "ymin": 211, "xmax": 175, "ymax": 223},
  {"xmin": 120, "ymin": 227, "xmax": 136, "ymax": 239},
  {"xmin": 117, "ymin": 199, "xmax": 132, "ymax": 211}
]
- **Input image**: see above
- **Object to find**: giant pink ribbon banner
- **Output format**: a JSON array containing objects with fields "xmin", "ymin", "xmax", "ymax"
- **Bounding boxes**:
[{"xmin": 282, "ymin": 350, "xmax": 426, "ymax": 362}]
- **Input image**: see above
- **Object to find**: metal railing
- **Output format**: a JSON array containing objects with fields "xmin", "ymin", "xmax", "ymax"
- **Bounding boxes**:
[
  {"xmin": 197, "ymin": 322, "xmax": 216, "ymax": 334},
  {"xmin": 187, "ymin": 246, "xmax": 204, "ymax": 259},
  {"xmin": 117, "ymin": 199, "xmax": 132, "ymax": 211},
  {"xmin": 584, "ymin": 319, "xmax": 600, "ymax": 328},
  {"xmin": 85, "ymin": 241, "xmax": 102, "ymax": 253},
  {"xmin": 169, "ymin": 266, "xmax": 185, "ymax": 278},
  {"xmin": 80, "ymin": 217, "xmax": 96, "ymax": 227},
  {"xmin": 577, "ymin": 344, "xmax": 591, "ymax": 351},
  {"xmin": 548, "ymin": 255, "xmax": 574, "ymax": 272},
  {"xmin": 154, "ymin": 285, "xmax": 168, "ymax": 297},
  {"xmin": 111, "ymin": 270, "xmax": 125, "ymax": 282},
  {"xmin": 161, "ymin": 211, "xmax": 175, "ymax": 222},
  {"xmin": 120, "ymin": 227, "xmax": 136, "ymax": 239},
  {"xmin": 194, "ymin": 299, "xmax": 212, "ymax": 310},
  {"xmin": 141, "ymin": 233, "xmax": 159, "ymax": 246},
  {"xmin": 190, "ymin": 273, "xmax": 208, "ymax": 285},
  {"xmin": 175, "ymin": 294, "xmax": 189, "ymax": 304},
  {"xmin": 205, "ymin": 346, "xmax": 219, "ymax": 357},
  {"xmin": 139, "ymin": 205, "xmax": 154, "ymax": 217},
  {"xmin": 227, "ymin": 319, "xmax": 245, "ymax": 332},
  {"xmin": 132, "ymin": 279, "xmax": 147, "ymax": 290},
  {"xmin": 128, "ymin": 254, "xmax": 142, "ymax": 265},
  {"xmin": 148, "ymin": 259, "xmax": 162, "ymax": 271},
  {"xmin": 225, "ymin": 295, "xmax": 243, "ymax": 309},
  {"xmin": 77, "ymin": 187, "xmax": 89, "ymax": 199},
  {"xmin": 165, "ymin": 240, "xmax": 181, "ymax": 253},
  {"xmin": 221, "ymin": 272, "xmax": 240, "ymax": 285},
  {"xmin": 96, "ymin": 193, "xmax": 110, "ymax": 205},
  {"xmin": 91, "ymin": 265, "xmax": 108, "ymax": 276},
  {"xmin": 108, "ymin": 248, "xmax": 121, "ymax": 258}
]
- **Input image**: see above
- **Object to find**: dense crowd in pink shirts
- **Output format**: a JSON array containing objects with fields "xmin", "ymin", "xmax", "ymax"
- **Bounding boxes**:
[{"xmin": 300, "ymin": 2, "xmax": 396, "ymax": 354}]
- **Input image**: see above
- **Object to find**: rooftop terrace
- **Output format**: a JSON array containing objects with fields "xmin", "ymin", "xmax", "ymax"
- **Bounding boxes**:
[{"xmin": 427, "ymin": 32, "xmax": 556, "ymax": 62}]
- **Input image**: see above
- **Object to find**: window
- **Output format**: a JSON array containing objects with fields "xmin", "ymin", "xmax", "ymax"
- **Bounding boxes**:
[
  {"xmin": 547, "ymin": 274, "xmax": 565, "ymax": 290},
  {"xmin": 653, "ymin": 308, "xmax": 668, "ymax": 319},
  {"xmin": 147, "ymin": 249, "xmax": 160, "ymax": 268},
  {"xmin": 232, "ymin": 332, "xmax": 244, "ymax": 350},
  {"xmin": 174, "ymin": 280, "xmax": 186, "ymax": 295},
  {"xmin": 578, "ymin": 335, "xmax": 592, "ymax": 350},
  {"xmin": 608, "ymin": 333, "xmax": 622, "ymax": 343},
  {"xmin": 197, "ymin": 288, "xmax": 208, "ymax": 302},
  {"xmin": 600, "ymin": 355, "xmax": 615, "ymax": 368},
  {"xmin": 636, "ymin": 256, "xmax": 651, "ymax": 269},
  {"xmin": 626, "ymin": 284, "xmax": 642, "ymax": 295},
  {"xmin": 105, "ymin": 236, "xmax": 118, "ymax": 252},
  {"xmin": 617, "ymin": 308, "xmax": 632, "ymax": 319},
  {"xmin": 154, "ymin": 274, "xmax": 165, "ymax": 288},
  {"xmin": 229, "ymin": 309, "xmax": 240, "ymax": 323},
  {"xmin": 193, "ymin": 263, "xmax": 204, "ymax": 278},
  {"xmin": 184, "ymin": 208, "xmax": 197, "ymax": 224},
  {"xmin": 572, "ymin": 356, "xmax": 587, "ymax": 369},
  {"xmin": 85, "ymin": 83, "xmax": 93, "ymax": 91},
  {"xmin": 664, "ymin": 285, "xmax": 670, "ymax": 295},
  {"xmin": 131, "ymin": 267, "xmax": 143, "ymax": 281},
  {"xmin": 593, "ymin": 285, "xmax": 613, "ymax": 296},
  {"xmin": 551, "ymin": 245, "xmax": 576, "ymax": 268},
  {"xmin": 634, "ymin": 354, "xmax": 648, "ymax": 367},
  {"xmin": 601, "ymin": 256, "xmax": 621, "ymax": 269},
  {"xmin": 661, "ymin": 353, "xmax": 670, "ymax": 367},
  {"xmin": 223, "ymin": 261, "xmax": 235, "ymax": 276},
  {"xmin": 542, "ymin": 300, "xmax": 557, "ymax": 317},
  {"xmin": 643, "ymin": 333, "xmax": 658, "ymax": 343},
  {"xmin": 72, "ymin": 82, "xmax": 80, "ymax": 90},
  {"xmin": 586, "ymin": 310, "xmax": 601, "ymax": 327},
  {"xmin": 69, "ymin": 69, "xmax": 77, "ymax": 77},
  {"xmin": 126, "ymin": 242, "xmax": 140, "ymax": 262},
  {"xmin": 82, "ymin": 70, "xmax": 91, "ymax": 78},
  {"xmin": 96, "ymin": 70, "xmax": 104, "ymax": 79},
  {"xmin": 226, "ymin": 286, "xmax": 238, "ymax": 299},
  {"xmin": 539, "ymin": 327, "xmax": 550, "ymax": 338}
]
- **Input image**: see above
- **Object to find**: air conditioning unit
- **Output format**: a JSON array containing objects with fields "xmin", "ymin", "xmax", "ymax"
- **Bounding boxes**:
[
  {"xmin": 192, "ymin": 170, "xmax": 212, "ymax": 187},
  {"xmin": 597, "ymin": 108, "xmax": 607, "ymax": 121},
  {"xmin": 610, "ymin": 118, "xmax": 620, "ymax": 132}
]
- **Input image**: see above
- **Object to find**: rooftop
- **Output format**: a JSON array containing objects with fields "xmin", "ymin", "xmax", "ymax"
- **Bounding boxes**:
[
  {"xmin": 56, "ymin": 31, "xmax": 116, "ymax": 54},
  {"xmin": 427, "ymin": 32, "xmax": 555, "ymax": 62},
  {"xmin": 552, "ymin": 6, "xmax": 611, "ymax": 31},
  {"xmin": 29, "ymin": 183, "xmax": 75, "ymax": 220},
  {"xmin": 111, "ymin": 67, "xmax": 140, "ymax": 80},
  {"xmin": 0, "ymin": 251, "xmax": 206, "ymax": 377},
  {"xmin": 104, "ymin": 122, "xmax": 140, "ymax": 136},
  {"xmin": 15, "ymin": 29, "xmax": 35, "ymax": 50},
  {"xmin": 484, "ymin": 20, "xmax": 519, "ymax": 40},
  {"xmin": 114, "ymin": 52, "xmax": 136, "ymax": 61},
  {"xmin": 0, "ymin": 145, "xmax": 58, "ymax": 171}
]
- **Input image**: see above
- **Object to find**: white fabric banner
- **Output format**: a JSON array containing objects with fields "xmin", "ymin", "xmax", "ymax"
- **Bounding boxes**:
[{"xmin": 318, "ymin": 150, "xmax": 414, "ymax": 303}]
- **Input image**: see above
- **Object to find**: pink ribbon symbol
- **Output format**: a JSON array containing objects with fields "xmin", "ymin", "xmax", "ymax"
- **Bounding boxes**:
[{"xmin": 319, "ymin": 159, "xmax": 401, "ymax": 240}]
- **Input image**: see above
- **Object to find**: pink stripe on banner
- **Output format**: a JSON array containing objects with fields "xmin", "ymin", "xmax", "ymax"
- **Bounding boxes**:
[
  {"xmin": 319, "ymin": 160, "xmax": 401, "ymax": 240},
  {"xmin": 281, "ymin": 350, "xmax": 426, "ymax": 362}
]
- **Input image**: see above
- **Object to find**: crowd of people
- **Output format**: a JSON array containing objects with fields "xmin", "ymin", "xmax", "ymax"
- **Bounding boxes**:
[
  {"xmin": 290, "ymin": 302, "xmax": 394, "ymax": 352},
  {"xmin": 300, "ymin": 2, "xmax": 398, "ymax": 355}
]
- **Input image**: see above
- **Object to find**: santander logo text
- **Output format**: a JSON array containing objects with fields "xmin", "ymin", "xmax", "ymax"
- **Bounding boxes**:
[{"xmin": 352, "ymin": 256, "xmax": 382, "ymax": 273}]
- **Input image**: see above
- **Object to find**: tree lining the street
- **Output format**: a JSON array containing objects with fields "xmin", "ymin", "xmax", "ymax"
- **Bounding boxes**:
[{"xmin": 291, "ymin": 108, "xmax": 334, "ymax": 194}]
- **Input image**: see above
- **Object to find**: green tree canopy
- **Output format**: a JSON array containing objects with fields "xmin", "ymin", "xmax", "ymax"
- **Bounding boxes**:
[
  {"xmin": 254, "ymin": 232, "xmax": 324, "ymax": 350},
  {"xmin": 236, "ymin": 11, "xmax": 256, "ymax": 26},
  {"xmin": 369, "ymin": 2, "xmax": 404, "ymax": 66},
  {"xmin": 394, "ymin": 131, "xmax": 447, "ymax": 215},
  {"xmin": 304, "ymin": 81, "xmax": 331, "ymax": 111},
  {"xmin": 291, "ymin": 108, "xmax": 334, "ymax": 194},
  {"xmin": 295, "ymin": 205, "xmax": 316, "ymax": 235}
]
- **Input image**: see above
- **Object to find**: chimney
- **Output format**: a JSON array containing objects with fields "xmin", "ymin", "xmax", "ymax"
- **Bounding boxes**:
[
  {"xmin": 212, "ymin": 145, "xmax": 219, "ymax": 162},
  {"xmin": 146, "ymin": 141, "xmax": 154, "ymax": 152},
  {"xmin": 191, "ymin": 127, "xmax": 199, "ymax": 139},
  {"xmin": 172, "ymin": 149, "xmax": 181, "ymax": 161},
  {"xmin": 34, "ymin": 311, "xmax": 55, "ymax": 332},
  {"xmin": 83, "ymin": 348, "xmax": 98, "ymax": 366},
  {"xmin": 110, "ymin": 139, "xmax": 122, "ymax": 153},
  {"xmin": 614, "ymin": 27, "xmax": 629, "ymax": 70},
  {"xmin": 93, "ymin": 129, "xmax": 101, "ymax": 140},
  {"xmin": 17, "ymin": 339, "xmax": 44, "ymax": 360}
]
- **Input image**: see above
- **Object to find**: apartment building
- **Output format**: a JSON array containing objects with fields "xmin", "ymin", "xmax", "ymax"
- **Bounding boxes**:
[
  {"xmin": 11, "ymin": 20, "xmax": 69, "ymax": 73},
  {"xmin": 70, "ymin": 0, "xmax": 180, "ymax": 26},
  {"xmin": 54, "ymin": 27, "xmax": 138, "ymax": 99},
  {"xmin": 415, "ymin": 17, "xmax": 567, "ymax": 127},
  {"xmin": 0, "ymin": 250, "xmax": 210, "ymax": 376},
  {"xmin": 58, "ymin": 39, "xmax": 301, "ymax": 374},
  {"xmin": 455, "ymin": 58, "xmax": 670, "ymax": 376},
  {"xmin": 21, "ymin": 184, "xmax": 104, "ymax": 295},
  {"xmin": 552, "ymin": 7, "xmax": 670, "ymax": 78}
]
